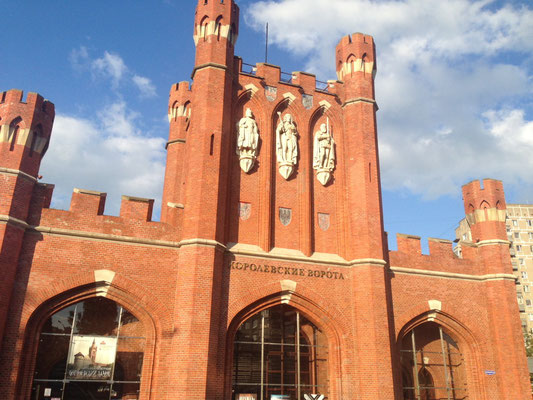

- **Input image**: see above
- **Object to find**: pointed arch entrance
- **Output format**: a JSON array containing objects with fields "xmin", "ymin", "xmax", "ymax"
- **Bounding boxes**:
[
  {"xmin": 400, "ymin": 322, "xmax": 468, "ymax": 400},
  {"xmin": 31, "ymin": 297, "xmax": 145, "ymax": 400},
  {"xmin": 232, "ymin": 304, "xmax": 329, "ymax": 400}
]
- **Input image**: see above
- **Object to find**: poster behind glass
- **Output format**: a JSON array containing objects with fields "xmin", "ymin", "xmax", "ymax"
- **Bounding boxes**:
[{"xmin": 66, "ymin": 335, "xmax": 117, "ymax": 380}]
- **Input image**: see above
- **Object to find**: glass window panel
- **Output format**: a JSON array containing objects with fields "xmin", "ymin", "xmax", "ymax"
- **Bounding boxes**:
[
  {"xmin": 263, "ymin": 307, "xmax": 283, "ymax": 343},
  {"xmin": 235, "ymin": 313, "xmax": 262, "ymax": 343},
  {"xmin": 31, "ymin": 381, "xmax": 63, "ymax": 400},
  {"xmin": 74, "ymin": 297, "xmax": 120, "ymax": 336},
  {"xmin": 41, "ymin": 304, "xmax": 76, "ymax": 334},
  {"xmin": 111, "ymin": 382, "xmax": 141, "ymax": 400},
  {"xmin": 233, "ymin": 342, "xmax": 262, "ymax": 385},
  {"xmin": 119, "ymin": 309, "xmax": 144, "ymax": 338},
  {"xmin": 33, "ymin": 334, "xmax": 69, "ymax": 380},
  {"xmin": 115, "ymin": 338, "xmax": 145, "ymax": 382},
  {"xmin": 64, "ymin": 381, "xmax": 112, "ymax": 400}
]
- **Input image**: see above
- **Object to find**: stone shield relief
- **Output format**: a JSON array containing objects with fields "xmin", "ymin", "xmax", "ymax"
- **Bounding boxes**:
[{"xmin": 279, "ymin": 207, "xmax": 292, "ymax": 226}]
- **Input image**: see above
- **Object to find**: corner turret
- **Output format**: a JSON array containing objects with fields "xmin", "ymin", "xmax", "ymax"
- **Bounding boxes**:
[
  {"xmin": 0, "ymin": 89, "xmax": 54, "ymax": 352},
  {"xmin": 0, "ymin": 89, "xmax": 55, "ymax": 178},
  {"xmin": 193, "ymin": 0, "xmax": 239, "ymax": 68},
  {"xmin": 335, "ymin": 33, "xmax": 376, "ymax": 103},
  {"xmin": 462, "ymin": 179, "xmax": 507, "ymax": 243}
]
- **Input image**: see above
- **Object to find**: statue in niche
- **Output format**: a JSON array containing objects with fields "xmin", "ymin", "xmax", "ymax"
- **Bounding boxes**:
[
  {"xmin": 313, "ymin": 118, "xmax": 335, "ymax": 185},
  {"xmin": 275, "ymin": 112, "xmax": 298, "ymax": 179},
  {"xmin": 236, "ymin": 108, "xmax": 259, "ymax": 173}
]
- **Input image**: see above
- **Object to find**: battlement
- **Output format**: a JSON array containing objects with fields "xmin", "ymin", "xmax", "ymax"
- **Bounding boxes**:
[
  {"xmin": 120, "ymin": 196, "xmax": 154, "ymax": 222},
  {"xmin": 462, "ymin": 179, "xmax": 506, "ymax": 214},
  {"xmin": 193, "ymin": 0, "xmax": 239, "ymax": 48},
  {"xmin": 0, "ymin": 89, "xmax": 55, "ymax": 116},
  {"xmin": 390, "ymin": 233, "xmax": 483, "ymax": 275}
]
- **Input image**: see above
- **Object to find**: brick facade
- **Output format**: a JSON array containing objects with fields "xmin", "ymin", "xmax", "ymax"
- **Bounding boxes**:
[{"xmin": 0, "ymin": 0, "xmax": 530, "ymax": 399}]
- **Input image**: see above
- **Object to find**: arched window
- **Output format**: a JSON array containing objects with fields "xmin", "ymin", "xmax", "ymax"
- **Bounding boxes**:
[
  {"xmin": 215, "ymin": 16, "xmax": 223, "ymax": 41},
  {"xmin": 8, "ymin": 117, "xmax": 22, "ymax": 151},
  {"xmin": 30, "ymin": 124, "xmax": 43, "ymax": 157},
  {"xmin": 232, "ymin": 304, "xmax": 329, "ymax": 400},
  {"xmin": 31, "ymin": 297, "xmax": 145, "ymax": 400},
  {"xmin": 400, "ymin": 322, "xmax": 467, "ymax": 400}
]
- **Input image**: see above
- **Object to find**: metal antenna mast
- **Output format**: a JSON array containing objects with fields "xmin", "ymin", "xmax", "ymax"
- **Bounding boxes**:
[{"xmin": 265, "ymin": 23, "xmax": 269, "ymax": 63}]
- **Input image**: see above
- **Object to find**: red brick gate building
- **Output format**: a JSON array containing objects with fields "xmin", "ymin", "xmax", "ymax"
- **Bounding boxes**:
[{"xmin": 0, "ymin": 0, "xmax": 530, "ymax": 399}]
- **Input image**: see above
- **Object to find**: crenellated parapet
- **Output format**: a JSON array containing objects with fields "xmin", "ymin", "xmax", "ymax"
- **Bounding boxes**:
[
  {"xmin": 26, "ymin": 186, "xmax": 180, "ymax": 243},
  {"xmin": 390, "ymin": 233, "xmax": 483, "ymax": 275}
]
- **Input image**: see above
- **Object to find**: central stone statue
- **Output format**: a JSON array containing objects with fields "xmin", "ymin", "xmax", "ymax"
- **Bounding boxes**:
[{"xmin": 275, "ymin": 112, "xmax": 298, "ymax": 179}]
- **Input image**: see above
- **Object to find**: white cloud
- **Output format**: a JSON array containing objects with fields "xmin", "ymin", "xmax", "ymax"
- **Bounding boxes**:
[
  {"xmin": 132, "ymin": 74, "xmax": 157, "ymax": 98},
  {"xmin": 92, "ymin": 51, "xmax": 127, "ymax": 87},
  {"xmin": 69, "ymin": 47, "xmax": 157, "ymax": 98},
  {"xmin": 246, "ymin": 0, "xmax": 533, "ymax": 199},
  {"xmin": 40, "ymin": 101, "xmax": 166, "ymax": 216}
]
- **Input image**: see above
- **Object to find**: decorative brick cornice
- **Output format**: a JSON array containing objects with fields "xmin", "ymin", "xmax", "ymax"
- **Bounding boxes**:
[
  {"xmin": 165, "ymin": 138, "xmax": 186, "ymax": 149},
  {"xmin": 191, "ymin": 62, "xmax": 229, "ymax": 79},
  {"xmin": 390, "ymin": 266, "xmax": 515, "ymax": 282},
  {"xmin": 0, "ymin": 167, "xmax": 37, "ymax": 182},
  {"xmin": 0, "ymin": 214, "xmax": 29, "ymax": 230},
  {"xmin": 342, "ymin": 97, "xmax": 378, "ymax": 109}
]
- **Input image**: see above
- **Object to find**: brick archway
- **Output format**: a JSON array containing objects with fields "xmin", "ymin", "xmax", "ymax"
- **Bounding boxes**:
[
  {"xmin": 15, "ymin": 272, "xmax": 168, "ymax": 400},
  {"xmin": 397, "ymin": 311, "xmax": 485, "ymax": 400},
  {"xmin": 225, "ymin": 289, "xmax": 346, "ymax": 400}
]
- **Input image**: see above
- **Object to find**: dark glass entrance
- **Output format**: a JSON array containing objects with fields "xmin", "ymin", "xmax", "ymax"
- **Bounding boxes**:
[
  {"xmin": 232, "ymin": 304, "xmax": 329, "ymax": 400},
  {"xmin": 31, "ymin": 297, "xmax": 145, "ymax": 400}
]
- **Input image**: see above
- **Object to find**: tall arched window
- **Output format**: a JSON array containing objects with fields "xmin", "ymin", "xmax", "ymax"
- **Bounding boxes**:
[
  {"xmin": 400, "ymin": 322, "xmax": 468, "ymax": 400},
  {"xmin": 31, "ymin": 297, "xmax": 145, "ymax": 400},
  {"xmin": 8, "ymin": 117, "xmax": 22, "ymax": 151},
  {"xmin": 232, "ymin": 304, "xmax": 329, "ymax": 400}
]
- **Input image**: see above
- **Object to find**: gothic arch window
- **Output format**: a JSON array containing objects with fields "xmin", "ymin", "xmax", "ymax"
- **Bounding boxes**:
[
  {"xmin": 232, "ymin": 304, "xmax": 329, "ymax": 400},
  {"xmin": 215, "ymin": 16, "xmax": 223, "ymax": 41},
  {"xmin": 200, "ymin": 16, "xmax": 209, "ymax": 41},
  {"xmin": 8, "ymin": 116, "xmax": 22, "ymax": 151},
  {"xmin": 361, "ymin": 53, "xmax": 367, "ymax": 74},
  {"xmin": 30, "ymin": 124, "xmax": 43, "ymax": 157},
  {"xmin": 31, "ymin": 297, "xmax": 145, "ymax": 400},
  {"xmin": 400, "ymin": 322, "xmax": 468, "ymax": 400}
]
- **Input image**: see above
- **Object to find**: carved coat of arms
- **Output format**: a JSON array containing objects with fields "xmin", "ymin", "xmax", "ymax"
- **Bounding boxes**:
[
  {"xmin": 265, "ymin": 86, "xmax": 277, "ymax": 102},
  {"xmin": 239, "ymin": 202, "xmax": 251, "ymax": 220},
  {"xmin": 302, "ymin": 94, "xmax": 313, "ymax": 110},
  {"xmin": 279, "ymin": 207, "xmax": 292, "ymax": 226},
  {"xmin": 317, "ymin": 213, "xmax": 330, "ymax": 231}
]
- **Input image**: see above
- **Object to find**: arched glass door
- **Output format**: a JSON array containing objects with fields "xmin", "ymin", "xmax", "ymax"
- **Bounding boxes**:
[
  {"xmin": 232, "ymin": 304, "xmax": 329, "ymax": 400},
  {"xmin": 31, "ymin": 297, "xmax": 145, "ymax": 400}
]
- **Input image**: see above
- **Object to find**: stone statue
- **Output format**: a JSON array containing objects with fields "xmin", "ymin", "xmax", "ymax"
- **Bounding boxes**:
[
  {"xmin": 313, "ymin": 119, "xmax": 335, "ymax": 185},
  {"xmin": 236, "ymin": 108, "xmax": 259, "ymax": 173},
  {"xmin": 275, "ymin": 112, "xmax": 298, "ymax": 179}
]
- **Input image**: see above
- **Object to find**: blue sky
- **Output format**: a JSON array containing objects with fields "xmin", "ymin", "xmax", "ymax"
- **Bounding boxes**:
[{"xmin": 2, "ymin": 0, "xmax": 532, "ymax": 252}]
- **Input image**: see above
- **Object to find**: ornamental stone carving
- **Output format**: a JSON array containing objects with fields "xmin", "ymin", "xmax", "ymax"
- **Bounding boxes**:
[
  {"xmin": 313, "ymin": 119, "xmax": 335, "ymax": 185},
  {"xmin": 236, "ymin": 108, "xmax": 259, "ymax": 173},
  {"xmin": 275, "ymin": 112, "xmax": 298, "ymax": 179}
]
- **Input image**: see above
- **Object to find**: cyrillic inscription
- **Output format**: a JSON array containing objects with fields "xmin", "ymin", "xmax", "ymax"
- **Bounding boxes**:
[{"xmin": 229, "ymin": 261, "xmax": 345, "ymax": 280}]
